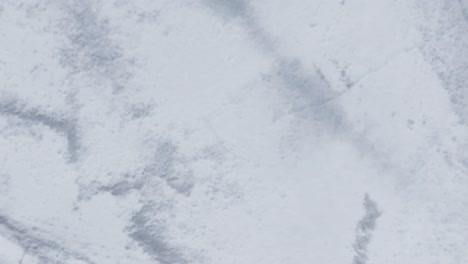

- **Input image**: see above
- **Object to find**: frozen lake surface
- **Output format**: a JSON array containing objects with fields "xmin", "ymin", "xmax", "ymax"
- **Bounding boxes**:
[{"xmin": 1, "ymin": 0, "xmax": 468, "ymax": 263}]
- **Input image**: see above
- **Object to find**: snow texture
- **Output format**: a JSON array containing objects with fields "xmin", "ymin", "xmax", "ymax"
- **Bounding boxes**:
[{"xmin": 1, "ymin": 0, "xmax": 468, "ymax": 263}]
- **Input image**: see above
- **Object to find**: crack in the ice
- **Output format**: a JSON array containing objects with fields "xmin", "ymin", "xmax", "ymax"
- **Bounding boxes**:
[
  {"xmin": 203, "ymin": 117, "xmax": 258, "ymax": 164},
  {"xmin": 345, "ymin": 46, "xmax": 419, "ymax": 89}
]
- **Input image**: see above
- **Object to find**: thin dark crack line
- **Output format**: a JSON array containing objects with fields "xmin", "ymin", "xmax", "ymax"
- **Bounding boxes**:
[
  {"xmin": 346, "ymin": 46, "xmax": 420, "ymax": 89},
  {"xmin": 310, "ymin": 88, "xmax": 351, "ymax": 108},
  {"xmin": 208, "ymin": 1, "xmax": 417, "ymax": 110},
  {"xmin": 202, "ymin": 116, "xmax": 258, "ymax": 164},
  {"xmin": 320, "ymin": 46, "xmax": 421, "ymax": 111}
]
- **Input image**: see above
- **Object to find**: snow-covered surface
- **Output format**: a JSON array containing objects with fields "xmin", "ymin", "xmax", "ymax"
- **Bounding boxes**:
[{"xmin": 1, "ymin": 0, "xmax": 468, "ymax": 263}]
